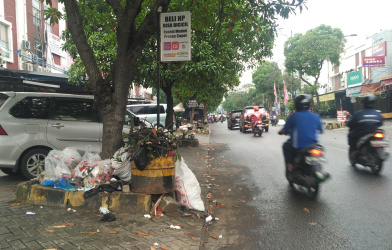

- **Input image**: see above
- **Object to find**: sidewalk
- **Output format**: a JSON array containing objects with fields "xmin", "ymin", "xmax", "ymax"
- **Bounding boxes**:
[{"xmin": 0, "ymin": 129, "xmax": 213, "ymax": 250}]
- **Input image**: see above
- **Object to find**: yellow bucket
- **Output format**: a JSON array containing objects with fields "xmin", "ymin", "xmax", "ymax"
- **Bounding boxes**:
[{"xmin": 131, "ymin": 156, "xmax": 176, "ymax": 194}]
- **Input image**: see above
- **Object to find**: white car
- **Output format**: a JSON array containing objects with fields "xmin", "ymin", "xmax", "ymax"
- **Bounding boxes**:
[
  {"xmin": 126, "ymin": 103, "xmax": 176, "ymax": 130},
  {"xmin": 0, "ymin": 92, "xmax": 132, "ymax": 179}
]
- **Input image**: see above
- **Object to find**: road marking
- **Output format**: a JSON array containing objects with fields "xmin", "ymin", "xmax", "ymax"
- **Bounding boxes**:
[{"xmin": 324, "ymin": 145, "xmax": 347, "ymax": 152}]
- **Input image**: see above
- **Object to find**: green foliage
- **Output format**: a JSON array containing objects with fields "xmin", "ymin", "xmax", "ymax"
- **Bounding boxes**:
[
  {"xmin": 222, "ymin": 91, "xmax": 250, "ymax": 111},
  {"xmin": 284, "ymin": 24, "xmax": 346, "ymax": 99},
  {"xmin": 252, "ymin": 61, "xmax": 283, "ymax": 109}
]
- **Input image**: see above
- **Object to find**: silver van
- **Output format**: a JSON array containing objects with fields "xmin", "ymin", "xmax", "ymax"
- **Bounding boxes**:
[{"xmin": 0, "ymin": 92, "xmax": 131, "ymax": 179}]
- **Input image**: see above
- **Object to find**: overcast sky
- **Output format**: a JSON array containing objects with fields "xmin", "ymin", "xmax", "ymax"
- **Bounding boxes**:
[{"xmin": 240, "ymin": 0, "xmax": 391, "ymax": 85}]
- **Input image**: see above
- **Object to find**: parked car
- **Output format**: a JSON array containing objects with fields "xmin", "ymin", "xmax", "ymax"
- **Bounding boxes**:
[
  {"xmin": 239, "ymin": 106, "xmax": 269, "ymax": 133},
  {"xmin": 126, "ymin": 103, "xmax": 176, "ymax": 130},
  {"xmin": 0, "ymin": 92, "xmax": 133, "ymax": 179},
  {"xmin": 227, "ymin": 109, "xmax": 242, "ymax": 130}
]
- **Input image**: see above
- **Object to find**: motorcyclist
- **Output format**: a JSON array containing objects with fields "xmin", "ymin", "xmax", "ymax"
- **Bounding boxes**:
[
  {"xmin": 270, "ymin": 109, "xmax": 277, "ymax": 124},
  {"xmin": 278, "ymin": 94, "xmax": 323, "ymax": 175},
  {"xmin": 249, "ymin": 106, "xmax": 262, "ymax": 131},
  {"xmin": 346, "ymin": 93, "xmax": 383, "ymax": 158}
]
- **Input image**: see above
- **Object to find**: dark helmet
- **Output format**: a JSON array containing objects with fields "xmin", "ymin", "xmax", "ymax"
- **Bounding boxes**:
[
  {"xmin": 294, "ymin": 94, "xmax": 311, "ymax": 111},
  {"xmin": 361, "ymin": 93, "xmax": 376, "ymax": 109}
]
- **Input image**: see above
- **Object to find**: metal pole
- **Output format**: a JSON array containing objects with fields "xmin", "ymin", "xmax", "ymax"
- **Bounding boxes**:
[{"xmin": 156, "ymin": 11, "xmax": 161, "ymax": 128}]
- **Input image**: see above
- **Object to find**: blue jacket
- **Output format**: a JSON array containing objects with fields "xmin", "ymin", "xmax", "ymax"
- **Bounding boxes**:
[{"xmin": 283, "ymin": 110, "xmax": 323, "ymax": 149}]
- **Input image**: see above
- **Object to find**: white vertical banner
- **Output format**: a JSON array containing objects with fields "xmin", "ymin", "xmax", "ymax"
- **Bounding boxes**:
[{"xmin": 160, "ymin": 11, "xmax": 191, "ymax": 62}]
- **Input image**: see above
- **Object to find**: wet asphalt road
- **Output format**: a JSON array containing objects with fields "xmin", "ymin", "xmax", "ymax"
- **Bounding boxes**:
[{"xmin": 208, "ymin": 120, "xmax": 392, "ymax": 250}]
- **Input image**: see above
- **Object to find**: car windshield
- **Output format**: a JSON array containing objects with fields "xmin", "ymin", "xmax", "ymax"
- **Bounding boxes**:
[
  {"xmin": 245, "ymin": 107, "xmax": 266, "ymax": 115},
  {"xmin": 232, "ymin": 111, "xmax": 241, "ymax": 116}
]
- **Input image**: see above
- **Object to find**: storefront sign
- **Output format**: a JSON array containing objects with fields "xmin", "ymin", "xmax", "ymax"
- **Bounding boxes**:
[
  {"xmin": 372, "ymin": 41, "xmax": 386, "ymax": 57},
  {"xmin": 319, "ymin": 93, "xmax": 335, "ymax": 102},
  {"xmin": 346, "ymin": 86, "xmax": 361, "ymax": 97},
  {"xmin": 381, "ymin": 74, "xmax": 392, "ymax": 81},
  {"xmin": 160, "ymin": 11, "xmax": 191, "ymax": 62},
  {"xmin": 48, "ymin": 33, "xmax": 63, "ymax": 56},
  {"xmin": 362, "ymin": 56, "xmax": 385, "ymax": 67},
  {"xmin": 347, "ymin": 70, "xmax": 362, "ymax": 86},
  {"xmin": 186, "ymin": 100, "xmax": 198, "ymax": 107}
]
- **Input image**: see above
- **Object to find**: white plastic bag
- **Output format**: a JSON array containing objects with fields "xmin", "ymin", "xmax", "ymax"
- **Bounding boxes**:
[
  {"xmin": 175, "ymin": 159, "xmax": 205, "ymax": 212},
  {"xmin": 44, "ymin": 150, "xmax": 71, "ymax": 180},
  {"xmin": 111, "ymin": 146, "xmax": 132, "ymax": 182},
  {"xmin": 62, "ymin": 147, "xmax": 82, "ymax": 167}
]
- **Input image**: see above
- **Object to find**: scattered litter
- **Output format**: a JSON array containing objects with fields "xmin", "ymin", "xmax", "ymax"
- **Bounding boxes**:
[
  {"xmin": 40, "ymin": 206, "xmax": 43, "ymax": 208},
  {"xmin": 10, "ymin": 203, "xmax": 21, "ymax": 207},
  {"xmin": 99, "ymin": 206, "xmax": 110, "ymax": 214},
  {"xmin": 144, "ymin": 214, "xmax": 151, "ymax": 218},
  {"xmin": 100, "ymin": 213, "xmax": 116, "ymax": 222},
  {"xmin": 304, "ymin": 208, "xmax": 310, "ymax": 213},
  {"xmin": 154, "ymin": 242, "xmax": 159, "ymax": 246},
  {"xmin": 67, "ymin": 208, "xmax": 72, "ymax": 212},
  {"xmin": 205, "ymin": 215, "xmax": 213, "ymax": 222},
  {"xmin": 214, "ymin": 217, "xmax": 219, "ymax": 221},
  {"xmin": 170, "ymin": 225, "xmax": 181, "ymax": 229},
  {"xmin": 134, "ymin": 231, "xmax": 153, "ymax": 236},
  {"xmin": 26, "ymin": 212, "xmax": 35, "ymax": 215},
  {"xmin": 219, "ymin": 235, "xmax": 223, "ymax": 239}
]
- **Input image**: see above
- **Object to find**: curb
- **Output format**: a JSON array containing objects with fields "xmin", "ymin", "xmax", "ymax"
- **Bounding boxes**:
[
  {"xmin": 324, "ymin": 122, "xmax": 347, "ymax": 130},
  {"xmin": 18, "ymin": 183, "xmax": 151, "ymax": 213}
]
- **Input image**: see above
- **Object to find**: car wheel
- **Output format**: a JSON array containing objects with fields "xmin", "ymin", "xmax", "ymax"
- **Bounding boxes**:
[
  {"xmin": 0, "ymin": 168, "xmax": 19, "ymax": 175},
  {"xmin": 20, "ymin": 148, "xmax": 49, "ymax": 179}
]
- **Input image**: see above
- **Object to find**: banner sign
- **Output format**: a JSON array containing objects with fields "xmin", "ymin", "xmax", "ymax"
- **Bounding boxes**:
[
  {"xmin": 347, "ymin": 70, "xmax": 362, "ymax": 86},
  {"xmin": 362, "ymin": 56, "xmax": 385, "ymax": 67},
  {"xmin": 372, "ymin": 41, "xmax": 386, "ymax": 57},
  {"xmin": 186, "ymin": 100, "xmax": 198, "ymax": 107},
  {"xmin": 346, "ymin": 86, "xmax": 361, "ymax": 97},
  {"xmin": 337, "ymin": 110, "xmax": 349, "ymax": 123},
  {"xmin": 48, "ymin": 33, "xmax": 64, "ymax": 56},
  {"xmin": 160, "ymin": 11, "xmax": 191, "ymax": 62}
]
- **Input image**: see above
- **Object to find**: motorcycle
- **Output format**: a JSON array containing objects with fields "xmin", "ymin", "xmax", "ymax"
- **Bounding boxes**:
[
  {"xmin": 288, "ymin": 144, "xmax": 329, "ymax": 199},
  {"xmin": 279, "ymin": 132, "xmax": 330, "ymax": 199},
  {"xmin": 271, "ymin": 115, "xmax": 277, "ymax": 126},
  {"xmin": 349, "ymin": 129, "xmax": 389, "ymax": 174},
  {"xmin": 252, "ymin": 120, "xmax": 263, "ymax": 137}
]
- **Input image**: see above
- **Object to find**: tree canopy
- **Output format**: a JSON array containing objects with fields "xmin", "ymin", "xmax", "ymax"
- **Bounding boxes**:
[
  {"xmin": 44, "ymin": 0, "xmax": 306, "ymax": 158},
  {"xmin": 283, "ymin": 24, "xmax": 346, "ymax": 106}
]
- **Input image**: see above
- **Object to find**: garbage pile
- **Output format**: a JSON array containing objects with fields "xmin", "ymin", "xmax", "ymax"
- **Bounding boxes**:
[
  {"xmin": 39, "ymin": 126, "xmax": 205, "ymax": 212},
  {"xmin": 40, "ymin": 126, "xmax": 178, "ymax": 191}
]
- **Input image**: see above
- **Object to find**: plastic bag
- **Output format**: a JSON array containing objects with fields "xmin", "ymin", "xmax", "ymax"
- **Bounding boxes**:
[
  {"xmin": 111, "ymin": 147, "xmax": 132, "ymax": 182},
  {"xmin": 62, "ymin": 147, "xmax": 82, "ymax": 167},
  {"xmin": 175, "ymin": 159, "xmax": 205, "ymax": 211},
  {"xmin": 44, "ymin": 150, "xmax": 72, "ymax": 181},
  {"xmin": 131, "ymin": 146, "xmax": 148, "ymax": 171}
]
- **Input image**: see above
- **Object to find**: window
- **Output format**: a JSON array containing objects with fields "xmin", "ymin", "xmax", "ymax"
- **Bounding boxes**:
[
  {"xmin": 34, "ymin": 39, "xmax": 42, "ymax": 59},
  {"xmin": 0, "ymin": 21, "xmax": 11, "ymax": 60},
  {"xmin": 10, "ymin": 97, "xmax": 50, "ymax": 119},
  {"xmin": 33, "ymin": 0, "xmax": 41, "ymax": 27},
  {"xmin": 51, "ymin": 98, "xmax": 98, "ymax": 122}
]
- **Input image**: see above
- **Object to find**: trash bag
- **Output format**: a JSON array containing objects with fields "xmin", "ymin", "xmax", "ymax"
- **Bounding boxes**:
[
  {"xmin": 100, "ymin": 213, "xmax": 116, "ymax": 222},
  {"xmin": 111, "ymin": 147, "xmax": 132, "ymax": 182},
  {"xmin": 131, "ymin": 146, "xmax": 148, "ymax": 171},
  {"xmin": 175, "ymin": 159, "xmax": 205, "ymax": 212}
]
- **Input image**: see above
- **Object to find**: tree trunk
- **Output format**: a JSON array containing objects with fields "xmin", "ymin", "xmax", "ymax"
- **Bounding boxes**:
[
  {"xmin": 63, "ymin": 0, "xmax": 171, "ymax": 159},
  {"xmin": 161, "ymin": 81, "xmax": 175, "ymax": 131}
]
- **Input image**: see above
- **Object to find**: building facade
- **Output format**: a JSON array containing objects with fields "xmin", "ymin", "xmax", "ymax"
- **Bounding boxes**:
[
  {"xmin": 320, "ymin": 29, "xmax": 392, "ymax": 117},
  {"xmin": 0, "ymin": 0, "xmax": 152, "ymax": 98}
]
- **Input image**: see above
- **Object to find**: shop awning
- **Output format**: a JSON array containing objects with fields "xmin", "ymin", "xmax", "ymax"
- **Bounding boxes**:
[{"xmin": 361, "ymin": 82, "xmax": 381, "ymax": 94}]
